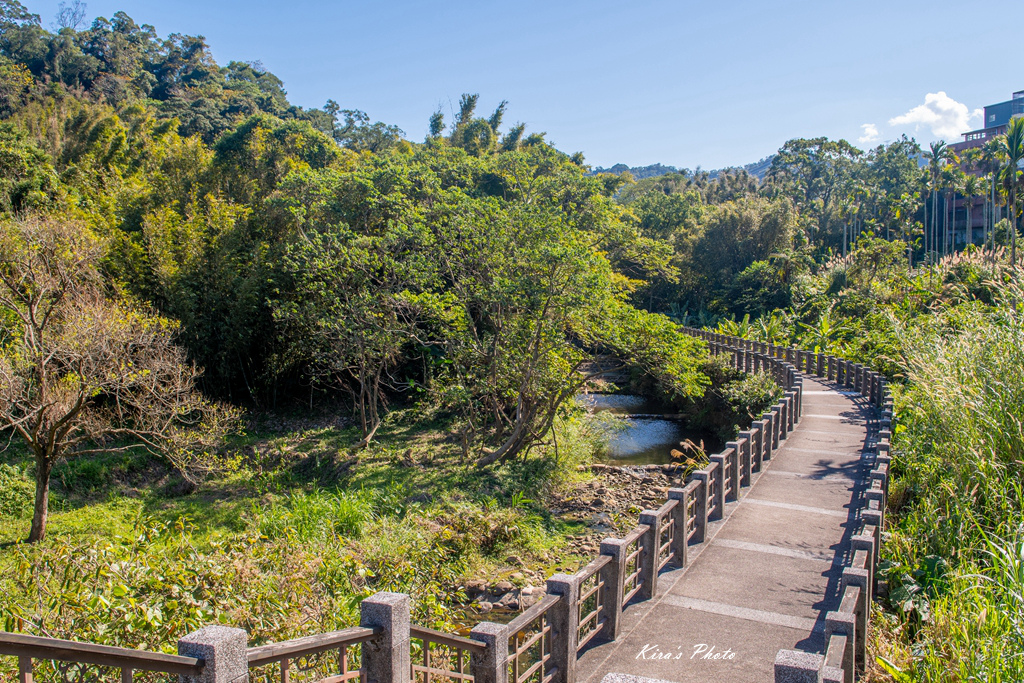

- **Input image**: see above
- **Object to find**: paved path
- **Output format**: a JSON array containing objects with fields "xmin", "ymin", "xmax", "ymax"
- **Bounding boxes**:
[{"xmin": 577, "ymin": 375, "xmax": 876, "ymax": 682}]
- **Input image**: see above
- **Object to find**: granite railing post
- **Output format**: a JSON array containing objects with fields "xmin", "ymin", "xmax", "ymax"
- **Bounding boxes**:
[
  {"xmin": 795, "ymin": 378, "xmax": 804, "ymax": 418},
  {"xmin": 638, "ymin": 509, "xmax": 663, "ymax": 599},
  {"xmin": 546, "ymin": 574, "xmax": 581, "ymax": 683},
  {"xmin": 816, "ymin": 353, "xmax": 824, "ymax": 377},
  {"xmin": 858, "ymin": 523, "xmax": 880, "ymax": 573},
  {"xmin": 785, "ymin": 391, "xmax": 797, "ymax": 432},
  {"xmin": 862, "ymin": 505, "xmax": 883, "ymax": 556},
  {"xmin": 724, "ymin": 444, "xmax": 740, "ymax": 500},
  {"xmin": 753, "ymin": 420, "xmax": 768, "ymax": 471},
  {"xmin": 470, "ymin": 622, "xmax": 509, "ymax": 683},
  {"xmin": 178, "ymin": 626, "xmax": 249, "ymax": 683},
  {"xmin": 737, "ymin": 432, "xmax": 752, "ymax": 486},
  {"xmin": 688, "ymin": 474, "xmax": 709, "ymax": 542},
  {"xmin": 774, "ymin": 651, "xmax": 825, "ymax": 683},
  {"xmin": 842, "ymin": 564, "xmax": 870, "ymax": 671},
  {"xmin": 773, "ymin": 405, "xmax": 783, "ymax": 448},
  {"xmin": 762, "ymin": 411, "xmax": 776, "ymax": 457},
  {"xmin": 598, "ymin": 538, "xmax": 628, "ymax": 641},
  {"xmin": 825, "ymin": 607, "xmax": 857, "ymax": 683},
  {"xmin": 360, "ymin": 592, "xmax": 410, "ymax": 683},
  {"xmin": 667, "ymin": 487, "xmax": 691, "ymax": 567},
  {"xmin": 707, "ymin": 459, "xmax": 725, "ymax": 519},
  {"xmin": 778, "ymin": 400, "xmax": 788, "ymax": 440}
]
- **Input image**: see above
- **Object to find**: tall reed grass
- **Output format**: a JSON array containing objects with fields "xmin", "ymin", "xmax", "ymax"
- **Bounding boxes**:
[{"xmin": 881, "ymin": 286, "xmax": 1024, "ymax": 679}]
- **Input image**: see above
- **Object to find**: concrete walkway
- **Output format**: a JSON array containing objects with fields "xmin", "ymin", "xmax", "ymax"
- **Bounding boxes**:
[{"xmin": 577, "ymin": 375, "xmax": 876, "ymax": 682}]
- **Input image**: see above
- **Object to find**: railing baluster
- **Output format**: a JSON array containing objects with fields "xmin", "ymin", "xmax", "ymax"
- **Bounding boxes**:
[
  {"xmin": 423, "ymin": 637, "xmax": 431, "ymax": 683},
  {"xmin": 18, "ymin": 655, "xmax": 32, "ymax": 683},
  {"xmin": 121, "ymin": 667, "xmax": 133, "ymax": 683},
  {"xmin": 512, "ymin": 632, "xmax": 520, "ymax": 683},
  {"xmin": 281, "ymin": 656, "xmax": 291, "ymax": 683}
]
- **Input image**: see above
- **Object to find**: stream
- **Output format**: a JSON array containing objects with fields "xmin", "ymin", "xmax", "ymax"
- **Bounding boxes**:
[{"xmin": 580, "ymin": 394, "xmax": 720, "ymax": 466}]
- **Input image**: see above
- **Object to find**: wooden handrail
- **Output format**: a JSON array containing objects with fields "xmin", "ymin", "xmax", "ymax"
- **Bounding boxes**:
[
  {"xmin": 0, "ymin": 632, "xmax": 204, "ymax": 676},
  {"xmin": 574, "ymin": 553, "xmax": 611, "ymax": 583},
  {"xmin": 246, "ymin": 626, "xmax": 381, "ymax": 668},
  {"xmin": 506, "ymin": 594, "xmax": 560, "ymax": 635},
  {"xmin": 410, "ymin": 625, "xmax": 486, "ymax": 654}
]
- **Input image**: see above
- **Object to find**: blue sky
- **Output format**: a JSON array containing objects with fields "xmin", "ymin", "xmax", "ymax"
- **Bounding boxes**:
[{"xmin": 21, "ymin": 0, "xmax": 1024, "ymax": 169}]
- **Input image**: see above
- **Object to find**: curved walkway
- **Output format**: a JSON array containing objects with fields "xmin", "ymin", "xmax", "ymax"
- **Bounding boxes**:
[{"xmin": 577, "ymin": 374, "xmax": 877, "ymax": 682}]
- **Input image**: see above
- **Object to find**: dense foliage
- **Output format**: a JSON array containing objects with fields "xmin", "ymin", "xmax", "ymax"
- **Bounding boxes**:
[
  {"xmin": 0, "ymin": 1, "xmax": 707, "ymax": 467},
  {"xmin": 2, "ymin": 2, "xmax": 1024, "ymax": 680}
]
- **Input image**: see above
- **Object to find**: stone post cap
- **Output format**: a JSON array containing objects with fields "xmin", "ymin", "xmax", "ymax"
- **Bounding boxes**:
[
  {"xmin": 178, "ymin": 625, "xmax": 248, "ymax": 683},
  {"xmin": 601, "ymin": 674, "xmax": 680, "ymax": 683},
  {"xmin": 362, "ymin": 591, "xmax": 409, "ymax": 606},
  {"xmin": 825, "ymin": 610, "xmax": 856, "ymax": 636},
  {"xmin": 470, "ymin": 620, "xmax": 509, "ymax": 637},
  {"xmin": 600, "ymin": 537, "xmax": 628, "ymax": 553},
  {"xmin": 546, "ymin": 573, "xmax": 580, "ymax": 594},
  {"xmin": 774, "ymin": 649, "xmax": 824, "ymax": 683}
]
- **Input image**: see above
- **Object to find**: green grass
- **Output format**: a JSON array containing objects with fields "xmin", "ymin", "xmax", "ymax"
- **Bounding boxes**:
[{"xmin": 0, "ymin": 401, "xmax": 603, "ymax": 681}]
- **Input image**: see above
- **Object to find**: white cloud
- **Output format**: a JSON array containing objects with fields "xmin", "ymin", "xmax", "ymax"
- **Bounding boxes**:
[
  {"xmin": 888, "ymin": 92, "xmax": 983, "ymax": 140},
  {"xmin": 859, "ymin": 123, "xmax": 880, "ymax": 144}
]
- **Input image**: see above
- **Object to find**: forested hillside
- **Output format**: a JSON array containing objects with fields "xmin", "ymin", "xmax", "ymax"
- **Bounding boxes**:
[{"xmin": 1, "ymin": 2, "xmax": 1023, "ymax": 680}]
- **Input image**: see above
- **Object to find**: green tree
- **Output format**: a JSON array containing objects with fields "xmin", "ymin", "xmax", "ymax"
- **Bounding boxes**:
[
  {"xmin": 961, "ymin": 173, "xmax": 983, "ymax": 247},
  {"xmin": 1000, "ymin": 116, "xmax": 1024, "ymax": 264},
  {"xmin": 765, "ymin": 137, "xmax": 861, "ymax": 250},
  {"xmin": 925, "ymin": 140, "xmax": 954, "ymax": 260}
]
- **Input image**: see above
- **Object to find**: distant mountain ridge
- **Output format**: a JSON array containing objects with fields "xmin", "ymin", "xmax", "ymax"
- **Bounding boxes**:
[{"xmin": 592, "ymin": 155, "xmax": 775, "ymax": 181}]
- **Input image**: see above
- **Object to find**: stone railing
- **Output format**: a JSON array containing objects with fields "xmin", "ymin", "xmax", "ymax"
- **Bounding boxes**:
[
  {"xmin": 0, "ymin": 332, "xmax": 812, "ymax": 683},
  {"xmin": 689, "ymin": 331, "xmax": 892, "ymax": 683}
]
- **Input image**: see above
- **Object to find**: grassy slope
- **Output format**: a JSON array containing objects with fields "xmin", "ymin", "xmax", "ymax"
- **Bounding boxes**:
[{"xmin": 0, "ymin": 404, "xmax": 603, "ymax": 673}]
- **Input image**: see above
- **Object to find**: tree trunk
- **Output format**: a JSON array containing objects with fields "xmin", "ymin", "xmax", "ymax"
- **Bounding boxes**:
[
  {"xmin": 1007, "ymin": 181, "xmax": 1015, "ymax": 266},
  {"xmin": 966, "ymin": 200, "xmax": 972, "ymax": 248},
  {"xmin": 28, "ymin": 454, "xmax": 52, "ymax": 543}
]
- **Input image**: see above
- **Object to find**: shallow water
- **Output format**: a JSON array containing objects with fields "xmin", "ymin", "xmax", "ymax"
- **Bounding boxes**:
[{"xmin": 581, "ymin": 394, "xmax": 717, "ymax": 466}]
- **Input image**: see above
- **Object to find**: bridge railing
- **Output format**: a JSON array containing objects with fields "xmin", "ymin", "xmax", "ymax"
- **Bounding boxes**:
[
  {"xmin": 689, "ymin": 329, "xmax": 892, "ymax": 683},
  {"xmin": 247, "ymin": 626, "xmax": 377, "ymax": 682},
  {"xmin": 0, "ymin": 631, "xmax": 205, "ymax": 682},
  {"xmin": 409, "ymin": 626, "xmax": 485, "ymax": 683},
  {"xmin": 1, "ymin": 330, "xmax": 824, "ymax": 683}
]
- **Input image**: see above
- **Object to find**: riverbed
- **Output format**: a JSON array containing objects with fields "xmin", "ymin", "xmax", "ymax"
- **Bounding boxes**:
[{"xmin": 579, "ymin": 394, "xmax": 720, "ymax": 466}]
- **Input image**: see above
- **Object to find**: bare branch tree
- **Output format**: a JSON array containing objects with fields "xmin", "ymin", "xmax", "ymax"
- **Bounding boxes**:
[
  {"xmin": 0, "ymin": 216, "xmax": 236, "ymax": 542},
  {"xmin": 54, "ymin": 0, "xmax": 87, "ymax": 31}
]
